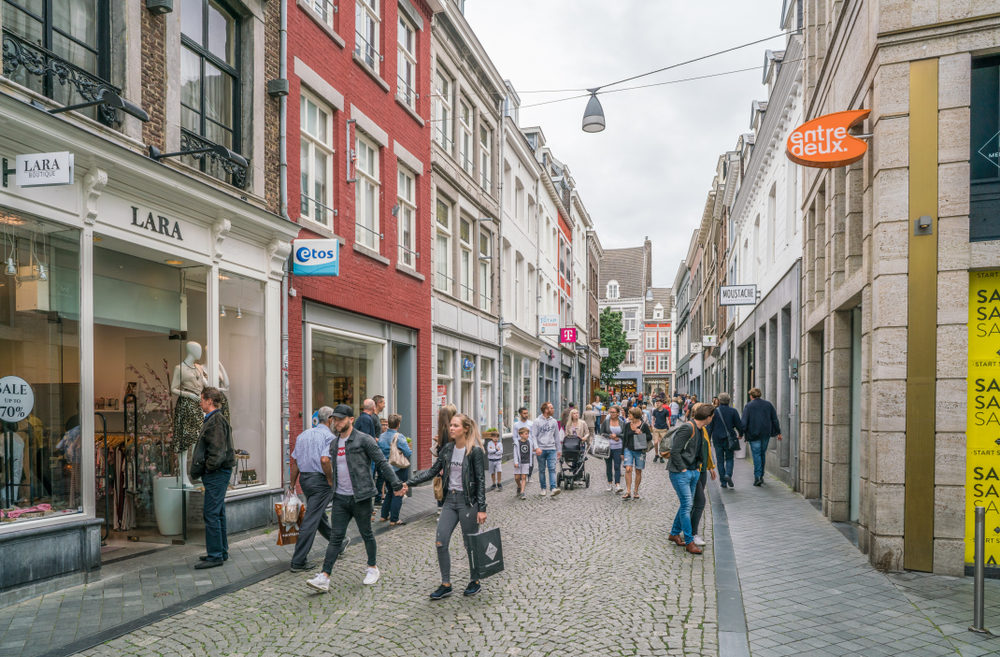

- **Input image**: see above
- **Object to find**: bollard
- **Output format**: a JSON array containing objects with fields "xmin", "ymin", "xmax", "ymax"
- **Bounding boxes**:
[{"xmin": 970, "ymin": 506, "xmax": 991, "ymax": 634}]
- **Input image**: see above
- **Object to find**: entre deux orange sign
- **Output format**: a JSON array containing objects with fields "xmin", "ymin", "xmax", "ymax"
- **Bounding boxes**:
[{"xmin": 786, "ymin": 109, "xmax": 871, "ymax": 168}]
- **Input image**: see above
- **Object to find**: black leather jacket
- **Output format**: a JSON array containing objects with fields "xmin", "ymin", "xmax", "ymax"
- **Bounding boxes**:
[{"xmin": 409, "ymin": 441, "xmax": 487, "ymax": 512}]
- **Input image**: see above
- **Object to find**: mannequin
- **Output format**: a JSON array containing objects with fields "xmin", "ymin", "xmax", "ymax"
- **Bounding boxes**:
[
  {"xmin": 171, "ymin": 341, "xmax": 208, "ymax": 488},
  {"xmin": 1, "ymin": 423, "xmax": 25, "ymax": 508}
]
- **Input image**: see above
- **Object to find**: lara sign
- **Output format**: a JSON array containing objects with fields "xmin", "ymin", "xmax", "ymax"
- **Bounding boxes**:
[
  {"xmin": 0, "ymin": 376, "xmax": 33, "ymax": 423},
  {"xmin": 786, "ymin": 109, "xmax": 870, "ymax": 168},
  {"xmin": 15, "ymin": 152, "xmax": 74, "ymax": 187}
]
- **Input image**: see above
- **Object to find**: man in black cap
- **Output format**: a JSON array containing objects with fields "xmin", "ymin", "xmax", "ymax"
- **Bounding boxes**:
[{"xmin": 306, "ymin": 405, "xmax": 408, "ymax": 592}]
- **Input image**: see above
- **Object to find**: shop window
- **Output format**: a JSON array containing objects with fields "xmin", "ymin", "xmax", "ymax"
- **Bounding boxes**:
[
  {"xmin": 219, "ymin": 272, "xmax": 265, "ymax": 487},
  {"xmin": 479, "ymin": 358, "xmax": 493, "ymax": 427},
  {"xmin": 300, "ymin": 92, "xmax": 335, "ymax": 229},
  {"xmin": 355, "ymin": 132, "xmax": 380, "ymax": 251},
  {"xmin": 311, "ymin": 327, "xmax": 385, "ymax": 414},
  {"xmin": 501, "ymin": 355, "xmax": 511, "ymax": 432},
  {"xmin": 0, "ymin": 215, "xmax": 80, "ymax": 524},
  {"xmin": 180, "ymin": 0, "xmax": 244, "ymax": 186},
  {"xmin": 2, "ymin": 0, "xmax": 111, "ymax": 123},
  {"xmin": 354, "ymin": 0, "xmax": 380, "ymax": 73},
  {"xmin": 436, "ymin": 347, "xmax": 453, "ymax": 406},
  {"xmin": 971, "ymin": 56, "xmax": 1000, "ymax": 242},
  {"xmin": 397, "ymin": 166, "xmax": 417, "ymax": 268},
  {"xmin": 460, "ymin": 352, "xmax": 474, "ymax": 416},
  {"xmin": 396, "ymin": 12, "xmax": 416, "ymax": 109}
]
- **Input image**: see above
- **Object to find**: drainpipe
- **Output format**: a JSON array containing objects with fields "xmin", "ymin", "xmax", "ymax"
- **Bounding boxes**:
[
  {"xmin": 496, "ymin": 96, "xmax": 506, "ymax": 435},
  {"xmin": 279, "ymin": 0, "xmax": 291, "ymax": 485}
]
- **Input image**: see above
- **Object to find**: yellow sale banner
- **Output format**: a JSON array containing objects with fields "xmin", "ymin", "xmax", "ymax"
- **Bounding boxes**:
[{"xmin": 966, "ymin": 270, "xmax": 1000, "ymax": 564}]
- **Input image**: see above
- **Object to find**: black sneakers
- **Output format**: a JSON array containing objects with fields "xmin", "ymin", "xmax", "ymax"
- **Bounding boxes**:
[
  {"xmin": 463, "ymin": 580, "xmax": 481, "ymax": 596},
  {"xmin": 430, "ymin": 584, "xmax": 453, "ymax": 600}
]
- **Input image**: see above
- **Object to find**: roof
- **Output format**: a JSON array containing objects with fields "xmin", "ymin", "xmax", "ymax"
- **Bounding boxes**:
[
  {"xmin": 644, "ymin": 287, "xmax": 673, "ymax": 320},
  {"xmin": 597, "ymin": 245, "xmax": 646, "ymax": 299}
]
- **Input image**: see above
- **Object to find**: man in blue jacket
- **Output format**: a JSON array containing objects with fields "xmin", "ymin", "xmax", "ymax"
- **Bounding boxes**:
[
  {"xmin": 709, "ymin": 393, "xmax": 744, "ymax": 488},
  {"xmin": 740, "ymin": 388, "xmax": 782, "ymax": 486}
]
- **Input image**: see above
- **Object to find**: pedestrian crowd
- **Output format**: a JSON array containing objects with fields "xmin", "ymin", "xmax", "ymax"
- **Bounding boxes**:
[{"xmin": 255, "ymin": 386, "xmax": 780, "ymax": 599}]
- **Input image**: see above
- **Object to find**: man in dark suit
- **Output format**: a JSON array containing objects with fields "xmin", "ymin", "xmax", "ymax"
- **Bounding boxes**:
[{"xmin": 740, "ymin": 388, "xmax": 782, "ymax": 486}]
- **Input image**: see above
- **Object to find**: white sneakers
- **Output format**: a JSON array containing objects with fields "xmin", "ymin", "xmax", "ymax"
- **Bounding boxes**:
[
  {"xmin": 539, "ymin": 490, "xmax": 548, "ymax": 497},
  {"xmin": 606, "ymin": 484, "xmax": 614, "ymax": 492},
  {"xmin": 307, "ymin": 566, "xmax": 380, "ymax": 591},
  {"xmin": 550, "ymin": 488, "xmax": 561, "ymax": 497},
  {"xmin": 306, "ymin": 572, "xmax": 330, "ymax": 592},
  {"xmin": 692, "ymin": 535, "xmax": 706, "ymax": 546}
]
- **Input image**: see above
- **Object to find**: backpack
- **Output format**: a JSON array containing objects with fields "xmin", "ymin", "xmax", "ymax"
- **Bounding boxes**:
[
  {"xmin": 517, "ymin": 440, "xmax": 532, "ymax": 466},
  {"xmin": 658, "ymin": 421, "xmax": 691, "ymax": 458}
]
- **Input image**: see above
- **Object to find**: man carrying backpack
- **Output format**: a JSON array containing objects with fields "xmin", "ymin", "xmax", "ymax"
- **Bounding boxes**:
[{"xmin": 741, "ymin": 388, "xmax": 782, "ymax": 486}]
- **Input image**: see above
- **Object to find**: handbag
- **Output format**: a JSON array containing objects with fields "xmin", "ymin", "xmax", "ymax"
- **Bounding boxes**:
[
  {"xmin": 389, "ymin": 433, "xmax": 410, "ymax": 468},
  {"xmin": 432, "ymin": 475, "xmax": 444, "ymax": 502},
  {"xmin": 467, "ymin": 526, "xmax": 504, "ymax": 580},
  {"xmin": 591, "ymin": 434, "xmax": 611, "ymax": 459},
  {"xmin": 716, "ymin": 409, "xmax": 740, "ymax": 451},
  {"xmin": 630, "ymin": 422, "xmax": 648, "ymax": 451}
]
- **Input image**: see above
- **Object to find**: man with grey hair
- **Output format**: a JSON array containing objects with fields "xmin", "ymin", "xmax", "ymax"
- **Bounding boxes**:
[
  {"xmin": 709, "ymin": 393, "xmax": 744, "ymax": 489},
  {"xmin": 289, "ymin": 406, "xmax": 338, "ymax": 572}
]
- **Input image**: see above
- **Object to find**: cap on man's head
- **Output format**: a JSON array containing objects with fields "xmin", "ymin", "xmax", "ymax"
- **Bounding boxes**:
[
  {"xmin": 332, "ymin": 404, "xmax": 354, "ymax": 419},
  {"xmin": 316, "ymin": 406, "xmax": 335, "ymax": 422}
]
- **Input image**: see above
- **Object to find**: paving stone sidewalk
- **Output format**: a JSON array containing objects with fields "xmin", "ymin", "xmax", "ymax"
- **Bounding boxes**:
[
  {"xmin": 720, "ymin": 457, "xmax": 1000, "ymax": 657},
  {"xmin": 0, "ymin": 485, "xmax": 441, "ymax": 657},
  {"xmin": 74, "ymin": 463, "xmax": 716, "ymax": 657}
]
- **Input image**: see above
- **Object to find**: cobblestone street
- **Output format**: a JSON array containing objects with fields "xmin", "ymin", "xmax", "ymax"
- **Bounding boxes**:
[{"xmin": 75, "ymin": 464, "xmax": 717, "ymax": 657}]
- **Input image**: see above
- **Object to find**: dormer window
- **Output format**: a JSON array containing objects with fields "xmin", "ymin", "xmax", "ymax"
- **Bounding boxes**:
[
  {"xmin": 653, "ymin": 303, "xmax": 663, "ymax": 319},
  {"xmin": 606, "ymin": 280, "xmax": 619, "ymax": 300}
]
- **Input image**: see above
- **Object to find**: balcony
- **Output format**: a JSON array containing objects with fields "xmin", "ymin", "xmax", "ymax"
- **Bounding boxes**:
[
  {"xmin": 2, "ymin": 28, "xmax": 121, "ymax": 125},
  {"xmin": 179, "ymin": 129, "xmax": 249, "ymax": 189}
]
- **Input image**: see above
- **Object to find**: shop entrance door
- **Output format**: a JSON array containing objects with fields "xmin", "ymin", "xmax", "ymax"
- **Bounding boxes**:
[{"xmin": 92, "ymin": 244, "xmax": 207, "ymax": 561}]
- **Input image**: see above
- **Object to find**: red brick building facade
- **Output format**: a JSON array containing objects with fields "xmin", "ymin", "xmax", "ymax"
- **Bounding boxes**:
[{"xmin": 287, "ymin": 0, "xmax": 442, "ymax": 467}]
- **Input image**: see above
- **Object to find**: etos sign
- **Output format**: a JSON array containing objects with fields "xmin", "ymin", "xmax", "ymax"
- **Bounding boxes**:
[{"xmin": 786, "ymin": 109, "xmax": 870, "ymax": 168}]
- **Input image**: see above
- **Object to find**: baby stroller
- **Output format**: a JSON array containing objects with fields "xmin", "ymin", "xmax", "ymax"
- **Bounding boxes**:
[{"xmin": 557, "ymin": 435, "xmax": 591, "ymax": 490}]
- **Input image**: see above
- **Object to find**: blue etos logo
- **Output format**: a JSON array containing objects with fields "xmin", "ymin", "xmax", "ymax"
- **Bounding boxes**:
[
  {"xmin": 292, "ymin": 239, "xmax": 339, "ymax": 276},
  {"xmin": 296, "ymin": 246, "xmax": 337, "ymax": 263}
]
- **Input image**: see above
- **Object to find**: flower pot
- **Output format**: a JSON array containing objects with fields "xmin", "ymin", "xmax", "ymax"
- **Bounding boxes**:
[{"xmin": 153, "ymin": 475, "xmax": 182, "ymax": 536}]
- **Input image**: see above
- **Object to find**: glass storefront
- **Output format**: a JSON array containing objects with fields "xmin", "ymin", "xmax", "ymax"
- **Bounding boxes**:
[
  {"xmin": 436, "ymin": 346, "xmax": 453, "ymax": 406},
  {"xmin": 310, "ymin": 327, "xmax": 385, "ymax": 413},
  {"xmin": 1, "ymin": 215, "xmax": 81, "ymax": 524}
]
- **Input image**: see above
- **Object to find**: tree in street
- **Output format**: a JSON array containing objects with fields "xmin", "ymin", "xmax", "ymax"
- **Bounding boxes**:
[{"xmin": 599, "ymin": 307, "xmax": 628, "ymax": 388}]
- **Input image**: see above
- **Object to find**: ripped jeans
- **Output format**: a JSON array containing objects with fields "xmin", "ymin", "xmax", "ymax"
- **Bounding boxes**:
[{"xmin": 436, "ymin": 490, "xmax": 479, "ymax": 583}]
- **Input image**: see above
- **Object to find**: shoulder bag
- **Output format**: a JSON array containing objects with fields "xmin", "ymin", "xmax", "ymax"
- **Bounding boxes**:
[
  {"xmin": 716, "ymin": 409, "xmax": 739, "ymax": 451},
  {"xmin": 389, "ymin": 433, "xmax": 410, "ymax": 468}
]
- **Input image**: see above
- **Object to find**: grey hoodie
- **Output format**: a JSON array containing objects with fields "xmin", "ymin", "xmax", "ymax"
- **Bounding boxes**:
[{"xmin": 530, "ymin": 414, "xmax": 562, "ymax": 451}]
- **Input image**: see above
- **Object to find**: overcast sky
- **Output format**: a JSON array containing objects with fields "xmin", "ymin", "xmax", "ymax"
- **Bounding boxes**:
[{"xmin": 463, "ymin": 0, "xmax": 788, "ymax": 288}]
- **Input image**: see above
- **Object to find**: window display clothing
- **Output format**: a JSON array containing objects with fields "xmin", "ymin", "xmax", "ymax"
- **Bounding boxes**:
[{"xmin": 1, "ymin": 431, "xmax": 26, "ymax": 507}]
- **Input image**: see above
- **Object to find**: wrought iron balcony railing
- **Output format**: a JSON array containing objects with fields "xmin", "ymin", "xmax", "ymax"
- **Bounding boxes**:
[
  {"xmin": 1, "ymin": 28, "xmax": 122, "ymax": 125},
  {"xmin": 179, "ymin": 129, "xmax": 249, "ymax": 189}
]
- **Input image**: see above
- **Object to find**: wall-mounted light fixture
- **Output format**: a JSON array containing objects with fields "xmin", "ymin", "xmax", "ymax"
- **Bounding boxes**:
[{"xmin": 146, "ymin": 0, "xmax": 173, "ymax": 14}]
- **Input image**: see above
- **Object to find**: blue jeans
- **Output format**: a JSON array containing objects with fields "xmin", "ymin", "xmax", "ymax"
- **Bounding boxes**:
[
  {"xmin": 748, "ymin": 437, "xmax": 770, "ymax": 479},
  {"xmin": 605, "ymin": 448, "xmax": 622, "ymax": 484},
  {"xmin": 538, "ymin": 449, "xmax": 557, "ymax": 490},
  {"xmin": 669, "ymin": 470, "xmax": 701, "ymax": 544},
  {"xmin": 380, "ymin": 468, "xmax": 408, "ymax": 522},
  {"xmin": 713, "ymin": 441, "xmax": 735, "ymax": 483},
  {"xmin": 202, "ymin": 468, "xmax": 232, "ymax": 561}
]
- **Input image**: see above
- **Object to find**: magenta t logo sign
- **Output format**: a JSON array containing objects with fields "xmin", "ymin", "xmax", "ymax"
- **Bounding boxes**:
[{"xmin": 559, "ymin": 327, "xmax": 577, "ymax": 344}]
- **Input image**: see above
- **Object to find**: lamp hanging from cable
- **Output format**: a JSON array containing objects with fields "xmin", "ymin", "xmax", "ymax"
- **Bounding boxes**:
[{"xmin": 581, "ymin": 89, "xmax": 605, "ymax": 133}]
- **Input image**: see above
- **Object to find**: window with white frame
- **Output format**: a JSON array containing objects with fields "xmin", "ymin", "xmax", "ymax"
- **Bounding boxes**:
[
  {"xmin": 659, "ymin": 332, "xmax": 669, "ymax": 349},
  {"xmin": 433, "ymin": 66, "xmax": 453, "ymax": 150},
  {"xmin": 653, "ymin": 302, "xmax": 663, "ymax": 319},
  {"xmin": 626, "ymin": 343, "xmax": 635, "ymax": 365},
  {"xmin": 307, "ymin": 0, "xmax": 337, "ymax": 29},
  {"xmin": 355, "ymin": 0, "xmax": 380, "ymax": 72},
  {"xmin": 437, "ymin": 347, "xmax": 453, "ymax": 405},
  {"xmin": 435, "ymin": 198, "xmax": 452, "ymax": 292},
  {"xmin": 645, "ymin": 333, "xmax": 656, "ymax": 350},
  {"xmin": 659, "ymin": 355, "xmax": 670, "ymax": 371},
  {"xmin": 479, "ymin": 124, "xmax": 492, "ymax": 192},
  {"xmin": 606, "ymin": 280, "xmax": 619, "ymax": 299},
  {"xmin": 459, "ymin": 218, "xmax": 473, "ymax": 303},
  {"xmin": 646, "ymin": 356, "xmax": 656, "ymax": 372},
  {"xmin": 300, "ymin": 92, "xmax": 334, "ymax": 227},
  {"xmin": 459, "ymin": 98, "xmax": 473, "ymax": 174},
  {"xmin": 478, "ymin": 229, "xmax": 492, "ymax": 311},
  {"xmin": 397, "ymin": 166, "xmax": 416, "ymax": 268},
  {"xmin": 396, "ymin": 12, "xmax": 416, "ymax": 109},
  {"xmin": 623, "ymin": 308, "xmax": 636, "ymax": 332},
  {"xmin": 354, "ymin": 132, "xmax": 380, "ymax": 250}
]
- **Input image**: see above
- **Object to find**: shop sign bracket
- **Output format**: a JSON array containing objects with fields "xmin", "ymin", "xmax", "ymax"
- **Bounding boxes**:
[{"xmin": 1, "ymin": 158, "xmax": 14, "ymax": 188}]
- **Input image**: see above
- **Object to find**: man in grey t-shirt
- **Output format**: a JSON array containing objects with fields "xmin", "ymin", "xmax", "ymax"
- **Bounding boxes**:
[{"xmin": 530, "ymin": 402, "xmax": 562, "ymax": 497}]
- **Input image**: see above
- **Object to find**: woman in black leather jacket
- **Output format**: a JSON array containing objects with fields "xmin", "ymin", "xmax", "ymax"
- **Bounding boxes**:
[{"xmin": 409, "ymin": 413, "xmax": 488, "ymax": 599}]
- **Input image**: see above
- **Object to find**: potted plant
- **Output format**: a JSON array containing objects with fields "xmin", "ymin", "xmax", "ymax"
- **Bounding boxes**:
[{"xmin": 483, "ymin": 427, "xmax": 500, "ymax": 439}]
